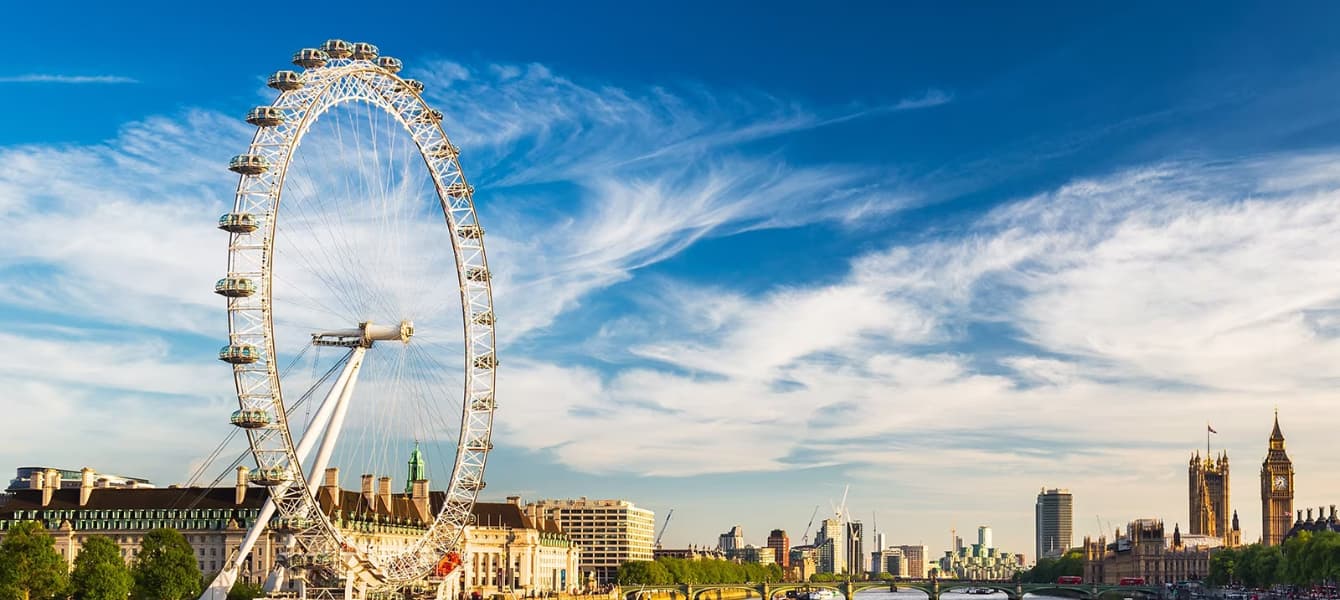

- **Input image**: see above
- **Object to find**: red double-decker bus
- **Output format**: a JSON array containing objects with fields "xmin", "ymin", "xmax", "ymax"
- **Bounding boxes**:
[
  {"xmin": 1119, "ymin": 577, "xmax": 1146, "ymax": 586},
  {"xmin": 1056, "ymin": 576, "xmax": 1083, "ymax": 585}
]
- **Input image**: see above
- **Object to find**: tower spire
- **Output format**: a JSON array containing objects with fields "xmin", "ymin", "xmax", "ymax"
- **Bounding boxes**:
[{"xmin": 405, "ymin": 441, "xmax": 426, "ymax": 493}]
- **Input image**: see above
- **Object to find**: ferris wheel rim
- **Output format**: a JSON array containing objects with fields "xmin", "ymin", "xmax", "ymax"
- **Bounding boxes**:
[{"xmin": 220, "ymin": 47, "xmax": 496, "ymax": 587}]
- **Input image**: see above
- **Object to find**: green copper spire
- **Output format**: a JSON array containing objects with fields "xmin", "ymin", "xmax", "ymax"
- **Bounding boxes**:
[{"xmin": 406, "ymin": 441, "xmax": 426, "ymax": 493}]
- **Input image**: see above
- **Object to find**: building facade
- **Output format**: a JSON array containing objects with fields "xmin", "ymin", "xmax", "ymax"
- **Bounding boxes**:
[
  {"xmin": 766, "ymin": 529, "xmax": 789, "ymax": 568},
  {"xmin": 871, "ymin": 547, "xmax": 906, "ymax": 577},
  {"xmin": 525, "ymin": 498, "xmax": 655, "ymax": 585},
  {"xmin": 0, "ymin": 466, "xmax": 579, "ymax": 596},
  {"xmin": 1261, "ymin": 412, "xmax": 1295, "ymax": 547},
  {"xmin": 1082, "ymin": 519, "xmax": 1216, "ymax": 585},
  {"xmin": 719, "ymin": 525, "xmax": 744, "ymax": 555},
  {"xmin": 1035, "ymin": 488, "xmax": 1073, "ymax": 560},
  {"xmin": 891, "ymin": 544, "xmax": 928, "ymax": 579},
  {"xmin": 1189, "ymin": 450, "xmax": 1231, "ymax": 541},
  {"xmin": 815, "ymin": 518, "xmax": 846, "ymax": 574}
]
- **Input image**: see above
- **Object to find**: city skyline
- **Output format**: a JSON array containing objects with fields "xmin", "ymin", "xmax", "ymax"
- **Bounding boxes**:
[{"xmin": 6, "ymin": 2, "xmax": 1340, "ymax": 563}]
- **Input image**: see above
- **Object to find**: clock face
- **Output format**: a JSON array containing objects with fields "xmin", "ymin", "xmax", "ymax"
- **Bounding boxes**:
[{"xmin": 1273, "ymin": 475, "xmax": 1288, "ymax": 491}]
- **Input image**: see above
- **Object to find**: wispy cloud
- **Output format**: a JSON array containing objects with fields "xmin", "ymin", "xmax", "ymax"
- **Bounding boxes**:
[{"xmin": 0, "ymin": 74, "xmax": 138, "ymax": 84}]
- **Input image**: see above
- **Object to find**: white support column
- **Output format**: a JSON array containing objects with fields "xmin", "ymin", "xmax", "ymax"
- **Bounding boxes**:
[
  {"xmin": 201, "ymin": 349, "xmax": 364, "ymax": 600},
  {"xmin": 308, "ymin": 346, "xmax": 367, "ymax": 495}
]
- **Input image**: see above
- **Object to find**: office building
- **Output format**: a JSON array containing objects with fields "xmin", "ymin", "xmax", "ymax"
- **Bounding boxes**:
[
  {"xmin": 1035, "ymin": 488, "xmax": 1073, "ymax": 560},
  {"xmin": 766, "ymin": 529, "xmax": 789, "ymax": 568},
  {"xmin": 977, "ymin": 526, "xmax": 992, "ymax": 550},
  {"xmin": 894, "ymin": 544, "xmax": 928, "ymax": 578},
  {"xmin": 719, "ymin": 525, "xmax": 744, "ymax": 555},
  {"xmin": 815, "ymin": 518, "xmax": 846, "ymax": 574},
  {"xmin": 525, "ymin": 498, "xmax": 655, "ymax": 585}
]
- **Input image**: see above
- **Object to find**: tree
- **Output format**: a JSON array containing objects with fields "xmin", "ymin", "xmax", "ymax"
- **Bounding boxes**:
[
  {"xmin": 0, "ymin": 520, "xmax": 69, "ymax": 600},
  {"xmin": 131, "ymin": 529, "xmax": 201, "ymax": 600},
  {"xmin": 71, "ymin": 535, "xmax": 133, "ymax": 600},
  {"xmin": 226, "ymin": 581, "xmax": 265, "ymax": 600}
]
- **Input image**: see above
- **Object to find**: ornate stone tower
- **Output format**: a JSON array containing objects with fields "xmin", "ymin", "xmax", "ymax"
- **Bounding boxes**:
[
  {"xmin": 1189, "ymin": 450, "xmax": 1230, "ymax": 539},
  {"xmin": 1261, "ymin": 411, "xmax": 1295, "ymax": 546}
]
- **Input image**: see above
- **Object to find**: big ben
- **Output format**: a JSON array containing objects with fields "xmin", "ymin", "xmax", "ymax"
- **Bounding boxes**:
[{"xmin": 1261, "ymin": 410, "xmax": 1295, "ymax": 546}]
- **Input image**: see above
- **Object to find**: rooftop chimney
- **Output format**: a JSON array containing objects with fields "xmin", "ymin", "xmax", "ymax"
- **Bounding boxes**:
[
  {"xmin": 361, "ymin": 474, "xmax": 376, "ymax": 512},
  {"xmin": 507, "ymin": 495, "xmax": 521, "ymax": 506},
  {"xmin": 79, "ymin": 467, "xmax": 94, "ymax": 507},
  {"xmin": 29, "ymin": 471, "xmax": 42, "ymax": 490},
  {"xmin": 411, "ymin": 480, "xmax": 430, "ymax": 523},
  {"xmin": 235, "ymin": 466, "xmax": 249, "ymax": 505},
  {"xmin": 42, "ymin": 469, "xmax": 58, "ymax": 507},
  {"xmin": 378, "ymin": 476, "xmax": 392, "ymax": 513},
  {"xmin": 324, "ymin": 468, "xmax": 340, "ymax": 509}
]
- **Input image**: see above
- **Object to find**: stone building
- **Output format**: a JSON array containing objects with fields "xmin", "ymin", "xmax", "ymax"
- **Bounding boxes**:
[
  {"xmin": 0, "ymin": 465, "xmax": 579, "ymax": 595},
  {"xmin": 1082, "ymin": 519, "xmax": 1218, "ymax": 584},
  {"xmin": 1261, "ymin": 412, "xmax": 1295, "ymax": 546},
  {"xmin": 1189, "ymin": 451, "xmax": 1230, "ymax": 543},
  {"xmin": 525, "ymin": 498, "xmax": 654, "ymax": 585}
]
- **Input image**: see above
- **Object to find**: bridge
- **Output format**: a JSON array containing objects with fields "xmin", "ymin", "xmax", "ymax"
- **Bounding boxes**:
[{"xmin": 619, "ymin": 580, "xmax": 1162, "ymax": 600}]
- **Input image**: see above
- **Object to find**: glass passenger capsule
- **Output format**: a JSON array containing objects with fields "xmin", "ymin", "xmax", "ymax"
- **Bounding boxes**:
[
  {"xmin": 443, "ymin": 182, "xmax": 473, "ymax": 197},
  {"xmin": 249, "ymin": 466, "xmax": 291, "ymax": 486},
  {"xmin": 414, "ymin": 109, "xmax": 443, "ymax": 124},
  {"xmin": 292, "ymin": 48, "xmax": 329, "ymax": 69},
  {"xmin": 456, "ymin": 225, "xmax": 484, "ymax": 239},
  {"xmin": 272, "ymin": 516, "xmax": 314, "ymax": 531},
  {"xmin": 267, "ymin": 70, "xmax": 303, "ymax": 91},
  {"xmin": 376, "ymin": 56, "xmax": 403, "ymax": 74},
  {"xmin": 458, "ymin": 478, "xmax": 485, "ymax": 492},
  {"xmin": 395, "ymin": 79, "xmax": 424, "ymax": 94},
  {"xmin": 320, "ymin": 39, "xmax": 353, "ymax": 59},
  {"xmin": 465, "ymin": 267, "xmax": 490, "ymax": 283},
  {"xmin": 471, "ymin": 311, "xmax": 494, "ymax": 326},
  {"xmin": 228, "ymin": 154, "xmax": 270, "ymax": 175},
  {"xmin": 230, "ymin": 408, "xmax": 271, "ymax": 429},
  {"xmin": 473, "ymin": 353, "xmax": 497, "ymax": 369},
  {"xmin": 218, "ymin": 344, "xmax": 261, "ymax": 364},
  {"xmin": 427, "ymin": 142, "xmax": 460, "ymax": 160},
  {"xmin": 214, "ymin": 277, "xmax": 257, "ymax": 298},
  {"xmin": 245, "ymin": 106, "xmax": 285, "ymax": 127},
  {"xmin": 465, "ymin": 439, "xmax": 494, "ymax": 452},
  {"xmin": 350, "ymin": 42, "xmax": 379, "ymax": 60},
  {"xmin": 218, "ymin": 213, "xmax": 261, "ymax": 233}
]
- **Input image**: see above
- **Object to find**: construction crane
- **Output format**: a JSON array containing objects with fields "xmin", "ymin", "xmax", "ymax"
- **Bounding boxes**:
[
  {"xmin": 801, "ymin": 504, "xmax": 820, "ymax": 544},
  {"xmin": 655, "ymin": 509, "xmax": 674, "ymax": 549}
]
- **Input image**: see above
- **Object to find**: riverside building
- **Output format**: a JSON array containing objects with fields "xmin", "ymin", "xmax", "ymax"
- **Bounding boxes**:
[
  {"xmin": 1035, "ymin": 488, "xmax": 1073, "ymax": 560},
  {"xmin": 525, "ymin": 498, "xmax": 655, "ymax": 585}
]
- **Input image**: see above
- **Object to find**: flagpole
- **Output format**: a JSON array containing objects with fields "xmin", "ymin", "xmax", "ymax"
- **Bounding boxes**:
[{"xmin": 1206, "ymin": 421, "xmax": 1210, "ymax": 458}]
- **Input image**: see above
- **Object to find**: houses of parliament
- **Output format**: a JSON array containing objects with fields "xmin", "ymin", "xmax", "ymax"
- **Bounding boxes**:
[{"xmin": 1188, "ymin": 411, "xmax": 1296, "ymax": 547}]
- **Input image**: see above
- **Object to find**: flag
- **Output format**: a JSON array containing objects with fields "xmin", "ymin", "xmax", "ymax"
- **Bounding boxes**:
[{"xmin": 1208, "ymin": 424, "xmax": 1218, "ymax": 434}]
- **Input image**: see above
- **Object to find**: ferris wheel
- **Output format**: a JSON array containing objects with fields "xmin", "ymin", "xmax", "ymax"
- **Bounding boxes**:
[{"xmin": 205, "ymin": 39, "xmax": 496, "ymax": 597}]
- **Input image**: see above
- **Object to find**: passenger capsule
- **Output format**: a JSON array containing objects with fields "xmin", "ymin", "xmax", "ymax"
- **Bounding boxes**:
[
  {"xmin": 230, "ymin": 408, "xmax": 272, "ymax": 429},
  {"xmin": 396, "ymin": 79, "xmax": 424, "ymax": 94},
  {"xmin": 471, "ymin": 311, "xmax": 494, "ymax": 326},
  {"xmin": 218, "ymin": 213, "xmax": 261, "ymax": 233},
  {"xmin": 249, "ymin": 466, "xmax": 291, "ymax": 486},
  {"xmin": 245, "ymin": 106, "xmax": 285, "ymax": 127},
  {"xmin": 414, "ymin": 108, "xmax": 443, "ymax": 124},
  {"xmin": 292, "ymin": 48, "xmax": 329, "ymax": 69},
  {"xmin": 376, "ymin": 56, "xmax": 403, "ymax": 74},
  {"xmin": 465, "ymin": 267, "xmax": 490, "ymax": 283},
  {"xmin": 456, "ymin": 225, "xmax": 484, "ymax": 239},
  {"xmin": 272, "ymin": 516, "xmax": 314, "ymax": 531},
  {"xmin": 465, "ymin": 439, "xmax": 494, "ymax": 452},
  {"xmin": 443, "ymin": 182, "xmax": 473, "ymax": 197},
  {"xmin": 320, "ymin": 39, "xmax": 353, "ymax": 59},
  {"xmin": 428, "ymin": 142, "xmax": 460, "ymax": 160},
  {"xmin": 214, "ymin": 277, "xmax": 257, "ymax": 298},
  {"xmin": 350, "ymin": 42, "xmax": 379, "ymax": 60},
  {"xmin": 473, "ymin": 353, "xmax": 497, "ymax": 369},
  {"xmin": 219, "ymin": 344, "xmax": 261, "ymax": 364},
  {"xmin": 228, "ymin": 154, "xmax": 270, "ymax": 175},
  {"xmin": 267, "ymin": 70, "xmax": 303, "ymax": 91}
]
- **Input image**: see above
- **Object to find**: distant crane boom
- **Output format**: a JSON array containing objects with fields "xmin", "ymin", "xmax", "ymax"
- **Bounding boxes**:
[
  {"xmin": 655, "ymin": 509, "xmax": 674, "ymax": 549},
  {"xmin": 801, "ymin": 504, "xmax": 820, "ymax": 544}
]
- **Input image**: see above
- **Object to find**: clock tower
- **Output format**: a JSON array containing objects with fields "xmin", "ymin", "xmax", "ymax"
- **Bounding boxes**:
[{"xmin": 1261, "ymin": 411, "xmax": 1295, "ymax": 546}]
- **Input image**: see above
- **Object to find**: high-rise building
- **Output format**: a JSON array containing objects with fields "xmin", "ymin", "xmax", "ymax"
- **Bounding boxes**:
[
  {"xmin": 1035, "ymin": 488, "xmax": 1073, "ymax": 560},
  {"xmin": 846, "ymin": 521, "xmax": 864, "ymax": 577},
  {"xmin": 766, "ymin": 529, "xmax": 789, "ymax": 568},
  {"xmin": 815, "ymin": 518, "xmax": 846, "ymax": 574},
  {"xmin": 718, "ymin": 525, "xmax": 744, "ymax": 555},
  {"xmin": 873, "ymin": 531, "xmax": 887, "ymax": 555},
  {"xmin": 894, "ymin": 544, "xmax": 928, "ymax": 578},
  {"xmin": 1189, "ymin": 449, "xmax": 1230, "ymax": 540},
  {"xmin": 1261, "ymin": 411, "xmax": 1295, "ymax": 546},
  {"xmin": 871, "ymin": 547, "xmax": 905, "ymax": 576},
  {"xmin": 525, "ymin": 498, "xmax": 655, "ymax": 585},
  {"xmin": 977, "ymin": 526, "xmax": 993, "ymax": 550}
]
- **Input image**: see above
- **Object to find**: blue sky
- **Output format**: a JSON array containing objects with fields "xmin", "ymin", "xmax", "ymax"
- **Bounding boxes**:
[{"xmin": 6, "ymin": 1, "xmax": 1340, "ymax": 560}]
